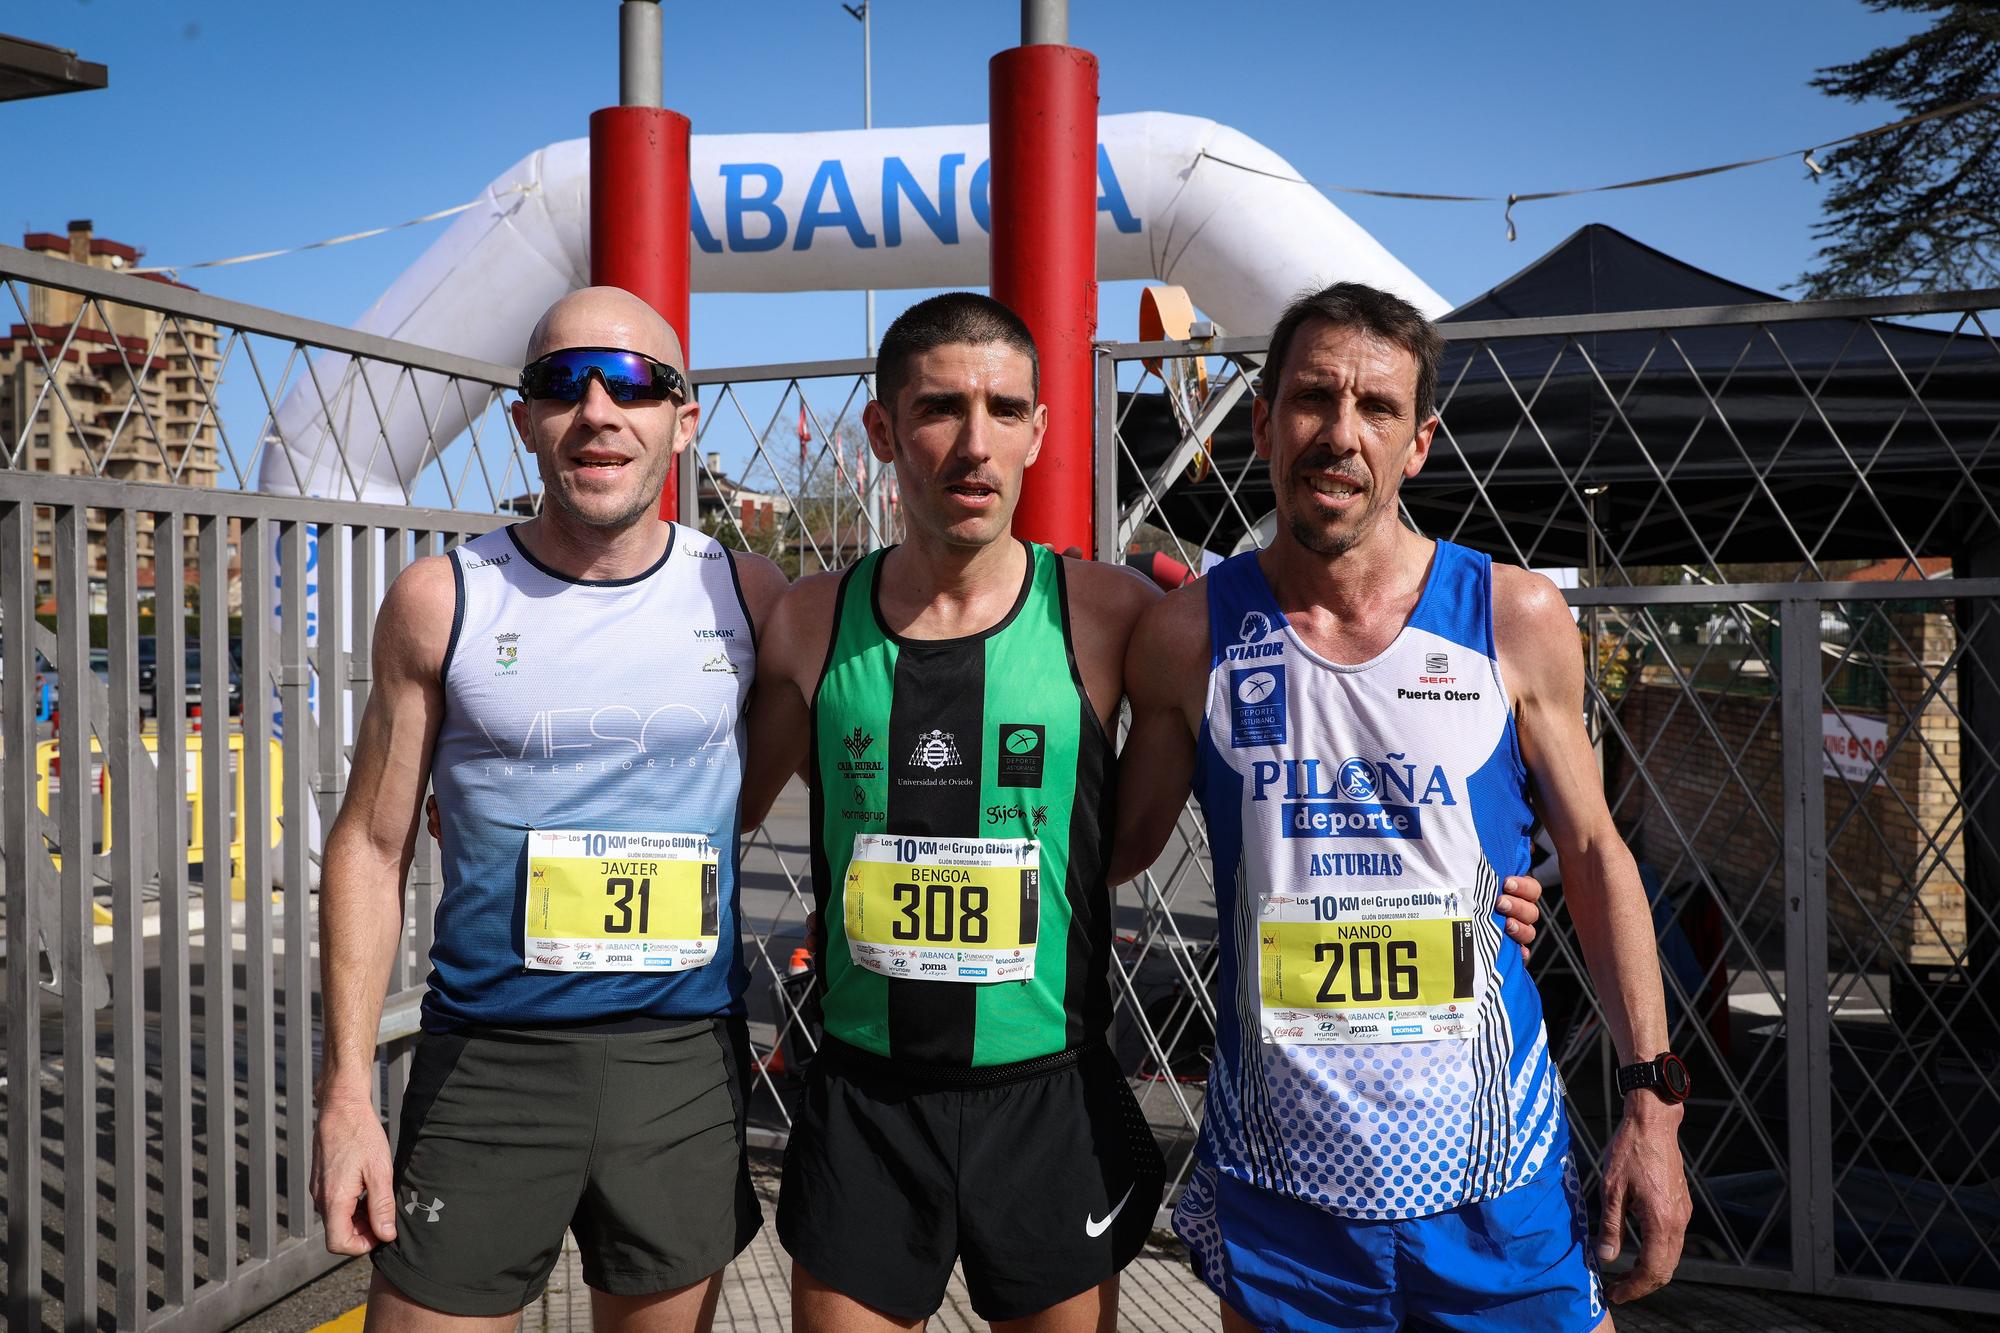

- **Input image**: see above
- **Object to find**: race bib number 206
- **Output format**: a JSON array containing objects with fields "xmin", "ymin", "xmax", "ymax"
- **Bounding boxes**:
[
  {"xmin": 522, "ymin": 829, "xmax": 720, "ymax": 973},
  {"xmin": 1259, "ymin": 890, "xmax": 1488, "ymax": 1044}
]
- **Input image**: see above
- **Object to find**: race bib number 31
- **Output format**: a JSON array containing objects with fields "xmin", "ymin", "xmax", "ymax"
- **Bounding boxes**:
[
  {"xmin": 522, "ymin": 829, "xmax": 720, "ymax": 973},
  {"xmin": 844, "ymin": 834, "xmax": 1039, "ymax": 984},
  {"xmin": 1259, "ymin": 904, "xmax": 1486, "ymax": 1044}
]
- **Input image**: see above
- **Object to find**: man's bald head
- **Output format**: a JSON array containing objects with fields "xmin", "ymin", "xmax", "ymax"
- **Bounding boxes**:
[{"xmin": 525, "ymin": 286, "xmax": 686, "ymax": 376}]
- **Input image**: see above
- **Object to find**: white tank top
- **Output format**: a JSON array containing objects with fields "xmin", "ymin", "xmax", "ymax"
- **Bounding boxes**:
[
  {"xmin": 424, "ymin": 522, "xmax": 755, "ymax": 1029},
  {"xmin": 1191, "ymin": 542, "xmax": 1566, "ymax": 1220}
]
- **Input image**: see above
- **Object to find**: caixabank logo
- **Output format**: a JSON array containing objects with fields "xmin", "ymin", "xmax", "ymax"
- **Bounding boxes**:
[{"xmin": 1251, "ymin": 751, "xmax": 1458, "ymax": 839}]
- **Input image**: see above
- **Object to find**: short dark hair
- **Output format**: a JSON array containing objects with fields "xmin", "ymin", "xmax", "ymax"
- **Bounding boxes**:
[
  {"xmin": 875, "ymin": 292, "xmax": 1039, "ymax": 410},
  {"xmin": 1259, "ymin": 282, "xmax": 1443, "ymax": 423}
]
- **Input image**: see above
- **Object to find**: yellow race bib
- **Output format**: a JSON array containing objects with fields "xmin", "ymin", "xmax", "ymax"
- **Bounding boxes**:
[
  {"xmin": 843, "ymin": 834, "xmax": 1038, "ymax": 983},
  {"xmin": 521, "ymin": 829, "xmax": 720, "ymax": 973},
  {"xmin": 1258, "ymin": 889, "xmax": 1488, "ymax": 1044}
]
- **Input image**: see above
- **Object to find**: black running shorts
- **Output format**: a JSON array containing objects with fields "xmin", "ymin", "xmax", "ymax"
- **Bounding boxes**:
[
  {"xmin": 776, "ymin": 1041, "xmax": 1166, "ymax": 1322},
  {"xmin": 371, "ymin": 1017, "xmax": 762, "ymax": 1316}
]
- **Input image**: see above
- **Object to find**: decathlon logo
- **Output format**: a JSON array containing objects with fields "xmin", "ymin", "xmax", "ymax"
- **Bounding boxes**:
[
  {"xmin": 403, "ymin": 1189, "xmax": 444, "ymax": 1223},
  {"xmin": 910, "ymin": 729, "xmax": 963, "ymax": 771}
]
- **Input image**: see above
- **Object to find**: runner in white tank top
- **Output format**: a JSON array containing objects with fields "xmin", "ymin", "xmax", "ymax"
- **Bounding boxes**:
[
  {"xmin": 1114, "ymin": 283, "xmax": 1691, "ymax": 1332},
  {"xmin": 314, "ymin": 288, "xmax": 791, "ymax": 1331}
]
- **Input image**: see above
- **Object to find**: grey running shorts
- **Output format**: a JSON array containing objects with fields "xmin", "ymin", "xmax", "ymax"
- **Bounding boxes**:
[{"xmin": 371, "ymin": 1016, "xmax": 762, "ymax": 1316}]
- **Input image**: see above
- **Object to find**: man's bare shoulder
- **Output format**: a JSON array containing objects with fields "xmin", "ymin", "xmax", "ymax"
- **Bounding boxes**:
[
  {"xmin": 727, "ymin": 548, "xmax": 791, "ymax": 629},
  {"xmin": 762, "ymin": 567, "xmax": 850, "ymax": 678},
  {"xmin": 1061, "ymin": 555, "xmax": 1162, "ymax": 629},
  {"xmin": 1491, "ymin": 562, "xmax": 1579, "ymax": 645},
  {"xmin": 1491, "ymin": 562, "xmax": 1584, "ymax": 701},
  {"xmin": 1126, "ymin": 578, "xmax": 1211, "ymax": 699},
  {"xmin": 375, "ymin": 554, "xmax": 457, "ymax": 677}
]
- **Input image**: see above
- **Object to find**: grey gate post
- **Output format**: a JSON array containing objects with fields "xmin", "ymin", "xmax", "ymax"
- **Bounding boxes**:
[
  {"xmin": 1779, "ymin": 594, "xmax": 1835, "ymax": 1290},
  {"xmin": 1954, "ymin": 533, "xmax": 2000, "ymax": 1042}
]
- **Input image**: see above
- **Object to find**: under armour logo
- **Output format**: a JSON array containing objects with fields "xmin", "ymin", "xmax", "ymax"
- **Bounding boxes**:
[{"xmin": 403, "ymin": 1189, "xmax": 444, "ymax": 1222}]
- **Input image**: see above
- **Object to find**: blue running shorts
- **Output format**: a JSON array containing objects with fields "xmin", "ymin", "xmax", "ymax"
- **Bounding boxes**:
[{"xmin": 1173, "ymin": 1153, "xmax": 1605, "ymax": 1332}]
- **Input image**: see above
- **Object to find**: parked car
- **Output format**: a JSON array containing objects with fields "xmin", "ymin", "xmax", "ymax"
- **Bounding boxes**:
[{"xmin": 136, "ymin": 636, "xmax": 243, "ymax": 716}]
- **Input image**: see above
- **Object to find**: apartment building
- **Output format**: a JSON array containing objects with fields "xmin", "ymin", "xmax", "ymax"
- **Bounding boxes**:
[{"xmin": 0, "ymin": 219, "xmax": 224, "ymax": 603}]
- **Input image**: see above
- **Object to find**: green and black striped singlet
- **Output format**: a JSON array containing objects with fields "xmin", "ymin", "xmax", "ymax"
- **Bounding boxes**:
[{"xmin": 808, "ymin": 541, "xmax": 1116, "ymax": 1069}]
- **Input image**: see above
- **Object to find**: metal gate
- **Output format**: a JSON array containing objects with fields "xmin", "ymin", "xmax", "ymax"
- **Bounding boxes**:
[{"xmin": 6, "ymin": 241, "xmax": 2000, "ymax": 1327}]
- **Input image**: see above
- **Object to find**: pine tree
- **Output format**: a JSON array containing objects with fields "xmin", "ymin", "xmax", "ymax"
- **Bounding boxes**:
[{"xmin": 1800, "ymin": 1, "xmax": 2000, "ymax": 298}]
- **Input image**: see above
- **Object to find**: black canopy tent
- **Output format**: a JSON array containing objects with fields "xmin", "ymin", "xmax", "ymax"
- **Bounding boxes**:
[{"xmin": 1116, "ymin": 225, "xmax": 2000, "ymax": 570}]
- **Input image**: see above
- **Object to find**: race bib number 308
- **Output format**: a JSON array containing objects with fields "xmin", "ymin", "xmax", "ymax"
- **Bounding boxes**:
[
  {"xmin": 844, "ymin": 834, "xmax": 1039, "ymax": 984},
  {"xmin": 522, "ymin": 829, "xmax": 720, "ymax": 973},
  {"xmin": 1259, "ymin": 895, "xmax": 1488, "ymax": 1045}
]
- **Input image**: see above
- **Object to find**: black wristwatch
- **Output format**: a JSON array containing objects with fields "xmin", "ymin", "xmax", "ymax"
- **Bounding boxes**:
[{"xmin": 1615, "ymin": 1052, "xmax": 1691, "ymax": 1104}]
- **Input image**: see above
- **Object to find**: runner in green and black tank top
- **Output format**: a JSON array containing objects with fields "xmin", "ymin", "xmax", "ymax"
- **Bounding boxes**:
[{"xmin": 809, "ymin": 539, "xmax": 1113, "ymax": 1069}]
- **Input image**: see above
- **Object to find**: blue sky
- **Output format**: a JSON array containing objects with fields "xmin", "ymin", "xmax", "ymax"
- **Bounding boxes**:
[
  {"xmin": 6, "ymin": 1, "xmax": 1925, "ymax": 501},
  {"xmin": 11, "ymin": 2, "xmax": 1923, "ymax": 346}
]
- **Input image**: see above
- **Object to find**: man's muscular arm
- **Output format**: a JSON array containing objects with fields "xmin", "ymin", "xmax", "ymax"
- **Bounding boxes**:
[
  {"xmin": 740, "ymin": 571, "xmax": 841, "ymax": 832},
  {"xmin": 1059, "ymin": 557, "xmax": 1162, "ymax": 733},
  {"xmin": 313, "ymin": 557, "xmax": 452, "ymax": 1254},
  {"xmin": 1109, "ymin": 584, "xmax": 1208, "ymax": 886},
  {"xmin": 1497, "ymin": 565, "xmax": 1690, "ymax": 1302}
]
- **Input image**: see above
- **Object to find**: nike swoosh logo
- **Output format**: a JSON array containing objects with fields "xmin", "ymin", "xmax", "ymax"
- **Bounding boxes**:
[{"xmin": 1085, "ymin": 1184, "xmax": 1135, "ymax": 1238}]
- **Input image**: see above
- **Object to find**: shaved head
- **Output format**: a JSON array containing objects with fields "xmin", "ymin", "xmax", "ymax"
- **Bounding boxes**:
[{"xmin": 525, "ymin": 285, "xmax": 686, "ymax": 374}]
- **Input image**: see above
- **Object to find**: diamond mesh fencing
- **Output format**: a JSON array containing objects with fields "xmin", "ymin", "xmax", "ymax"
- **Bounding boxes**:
[{"xmin": 1, "ymin": 243, "xmax": 531, "ymax": 512}]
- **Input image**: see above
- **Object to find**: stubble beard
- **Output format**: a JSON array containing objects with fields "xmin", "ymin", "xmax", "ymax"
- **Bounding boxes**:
[
  {"xmin": 537, "ymin": 433, "xmax": 674, "ymax": 533},
  {"xmin": 1280, "ymin": 470, "xmax": 1384, "ymax": 558}
]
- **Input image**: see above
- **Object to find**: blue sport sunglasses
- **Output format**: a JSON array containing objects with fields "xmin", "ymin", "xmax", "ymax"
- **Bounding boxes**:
[{"xmin": 519, "ymin": 346, "xmax": 687, "ymax": 404}]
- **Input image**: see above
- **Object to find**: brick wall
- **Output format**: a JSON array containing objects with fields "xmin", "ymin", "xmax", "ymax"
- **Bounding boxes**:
[{"xmin": 1606, "ymin": 609, "xmax": 1964, "ymax": 967}]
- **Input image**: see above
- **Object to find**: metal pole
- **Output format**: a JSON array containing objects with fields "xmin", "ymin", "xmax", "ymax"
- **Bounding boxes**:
[
  {"xmin": 620, "ymin": 0, "xmax": 663, "ymax": 107},
  {"xmin": 592, "ymin": 0, "xmax": 691, "ymax": 521},
  {"xmin": 990, "ymin": 0, "xmax": 1098, "ymax": 554},
  {"xmin": 845, "ymin": 1, "xmax": 879, "ymax": 548},
  {"xmin": 1023, "ymin": 0, "xmax": 1068, "ymax": 44}
]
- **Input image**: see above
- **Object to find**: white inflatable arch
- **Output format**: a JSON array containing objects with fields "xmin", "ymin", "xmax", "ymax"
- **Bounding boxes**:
[{"xmin": 258, "ymin": 110, "xmax": 1445, "ymax": 501}]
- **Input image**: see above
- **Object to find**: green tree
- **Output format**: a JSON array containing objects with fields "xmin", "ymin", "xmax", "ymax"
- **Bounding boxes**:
[{"xmin": 1800, "ymin": 1, "xmax": 2000, "ymax": 297}]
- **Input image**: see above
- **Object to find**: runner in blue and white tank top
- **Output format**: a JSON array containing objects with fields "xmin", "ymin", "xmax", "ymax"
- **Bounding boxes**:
[
  {"xmin": 1115, "ymin": 283, "xmax": 1692, "ymax": 1332},
  {"xmin": 1189, "ymin": 540, "xmax": 1564, "ymax": 1216},
  {"xmin": 313, "ymin": 288, "xmax": 793, "ymax": 1327}
]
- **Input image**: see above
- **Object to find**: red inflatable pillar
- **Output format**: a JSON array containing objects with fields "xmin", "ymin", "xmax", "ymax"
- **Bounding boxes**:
[
  {"xmin": 989, "ymin": 5, "xmax": 1099, "ymax": 555},
  {"xmin": 590, "ymin": 0, "xmax": 691, "ymax": 521}
]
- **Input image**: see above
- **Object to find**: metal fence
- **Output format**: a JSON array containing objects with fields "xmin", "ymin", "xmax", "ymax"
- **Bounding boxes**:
[{"xmin": 4, "ymin": 242, "xmax": 1999, "ymax": 1326}]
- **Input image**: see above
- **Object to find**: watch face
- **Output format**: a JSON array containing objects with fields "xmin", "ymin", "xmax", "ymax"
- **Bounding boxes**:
[{"xmin": 1660, "ymin": 1054, "xmax": 1690, "ymax": 1098}]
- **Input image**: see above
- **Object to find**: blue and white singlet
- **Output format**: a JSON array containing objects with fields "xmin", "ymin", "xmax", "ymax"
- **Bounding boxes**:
[
  {"xmin": 1191, "ymin": 541, "xmax": 1566, "ymax": 1220},
  {"xmin": 422, "ymin": 522, "xmax": 755, "ymax": 1031}
]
